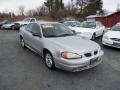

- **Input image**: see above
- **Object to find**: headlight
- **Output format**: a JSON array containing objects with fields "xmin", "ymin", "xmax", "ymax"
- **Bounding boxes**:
[
  {"xmin": 61, "ymin": 51, "xmax": 82, "ymax": 59},
  {"xmin": 103, "ymin": 35, "xmax": 109, "ymax": 40}
]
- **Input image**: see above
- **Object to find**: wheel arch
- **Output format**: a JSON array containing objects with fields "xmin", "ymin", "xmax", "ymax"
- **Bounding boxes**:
[
  {"xmin": 20, "ymin": 35, "xmax": 23, "ymax": 39},
  {"xmin": 43, "ymin": 48, "xmax": 52, "ymax": 57}
]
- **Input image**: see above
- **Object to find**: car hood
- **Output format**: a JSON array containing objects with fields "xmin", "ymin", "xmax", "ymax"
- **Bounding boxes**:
[
  {"xmin": 105, "ymin": 31, "xmax": 120, "ymax": 38},
  {"xmin": 46, "ymin": 36, "xmax": 100, "ymax": 53},
  {"xmin": 69, "ymin": 27, "xmax": 95, "ymax": 33}
]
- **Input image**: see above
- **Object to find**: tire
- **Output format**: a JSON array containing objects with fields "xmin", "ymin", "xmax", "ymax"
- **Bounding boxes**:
[
  {"xmin": 44, "ymin": 51, "xmax": 55, "ymax": 69},
  {"xmin": 20, "ymin": 37, "xmax": 26, "ymax": 48},
  {"xmin": 1, "ymin": 27, "xmax": 4, "ymax": 30},
  {"xmin": 92, "ymin": 34, "xmax": 96, "ymax": 40},
  {"xmin": 11, "ymin": 26, "xmax": 15, "ymax": 30},
  {"xmin": 102, "ymin": 31, "xmax": 105, "ymax": 36}
]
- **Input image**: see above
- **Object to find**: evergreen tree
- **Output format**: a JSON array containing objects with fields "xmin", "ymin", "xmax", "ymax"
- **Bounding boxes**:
[{"xmin": 78, "ymin": 0, "xmax": 103, "ymax": 17}]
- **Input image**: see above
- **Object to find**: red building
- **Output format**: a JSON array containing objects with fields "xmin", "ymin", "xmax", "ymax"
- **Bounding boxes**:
[{"xmin": 87, "ymin": 11, "xmax": 120, "ymax": 27}]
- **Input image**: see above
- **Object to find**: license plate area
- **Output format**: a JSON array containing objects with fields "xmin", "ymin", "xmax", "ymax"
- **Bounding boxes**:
[
  {"xmin": 113, "ymin": 42, "xmax": 120, "ymax": 47},
  {"xmin": 90, "ymin": 58, "xmax": 98, "ymax": 65}
]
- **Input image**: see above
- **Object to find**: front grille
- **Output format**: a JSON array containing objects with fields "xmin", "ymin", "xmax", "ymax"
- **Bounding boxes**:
[
  {"xmin": 84, "ymin": 53, "xmax": 92, "ymax": 57},
  {"xmin": 111, "ymin": 38, "xmax": 120, "ymax": 42}
]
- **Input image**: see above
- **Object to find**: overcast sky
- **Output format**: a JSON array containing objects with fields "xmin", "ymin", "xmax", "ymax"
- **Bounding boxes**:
[{"xmin": 0, "ymin": 0, "xmax": 119, "ymax": 13}]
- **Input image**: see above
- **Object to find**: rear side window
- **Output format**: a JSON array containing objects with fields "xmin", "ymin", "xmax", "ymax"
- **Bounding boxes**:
[{"xmin": 26, "ymin": 24, "xmax": 33, "ymax": 32}]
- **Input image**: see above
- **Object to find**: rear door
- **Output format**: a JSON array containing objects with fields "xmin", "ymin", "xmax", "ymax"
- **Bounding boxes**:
[{"xmin": 23, "ymin": 23, "xmax": 33, "ymax": 47}]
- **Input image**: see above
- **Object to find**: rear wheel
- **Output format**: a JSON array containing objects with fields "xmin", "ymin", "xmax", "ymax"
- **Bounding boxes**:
[
  {"xmin": 11, "ymin": 26, "xmax": 15, "ymax": 30},
  {"xmin": 44, "ymin": 51, "xmax": 55, "ymax": 69}
]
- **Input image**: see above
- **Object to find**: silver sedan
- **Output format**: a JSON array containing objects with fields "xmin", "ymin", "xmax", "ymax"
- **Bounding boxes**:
[{"xmin": 19, "ymin": 21, "xmax": 104, "ymax": 72}]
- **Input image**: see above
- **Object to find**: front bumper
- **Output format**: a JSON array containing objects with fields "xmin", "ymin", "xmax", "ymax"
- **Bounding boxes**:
[
  {"xmin": 54, "ymin": 50, "xmax": 104, "ymax": 72},
  {"xmin": 102, "ymin": 38, "xmax": 120, "ymax": 48}
]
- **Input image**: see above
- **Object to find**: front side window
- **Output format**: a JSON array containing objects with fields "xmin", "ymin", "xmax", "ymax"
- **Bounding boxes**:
[
  {"xmin": 26, "ymin": 23, "xmax": 33, "ymax": 32},
  {"xmin": 31, "ymin": 24, "xmax": 41, "ymax": 34},
  {"xmin": 26, "ymin": 23, "xmax": 41, "ymax": 35},
  {"xmin": 41, "ymin": 23, "xmax": 75, "ymax": 38}
]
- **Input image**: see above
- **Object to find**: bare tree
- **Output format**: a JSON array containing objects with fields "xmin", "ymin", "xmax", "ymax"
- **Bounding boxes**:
[
  {"xmin": 26, "ymin": 9, "xmax": 34, "ymax": 16},
  {"xmin": 17, "ymin": 5, "xmax": 25, "ymax": 16}
]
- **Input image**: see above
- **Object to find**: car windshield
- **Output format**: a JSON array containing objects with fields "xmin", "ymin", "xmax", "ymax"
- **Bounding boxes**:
[
  {"xmin": 41, "ymin": 23, "xmax": 75, "ymax": 38},
  {"xmin": 81, "ymin": 22, "xmax": 96, "ymax": 29},
  {"xmin": 65, "ymin": 21, "xmax": 81, "ymax": 27},
  {"xmin": 111, "ymin": 26, "xmax": 120, "ymax": 31}
]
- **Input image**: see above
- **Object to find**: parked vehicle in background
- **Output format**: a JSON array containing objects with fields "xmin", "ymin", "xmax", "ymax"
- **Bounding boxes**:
[
  {"xmin": 102, "ymin": 23, "xmax": 120, "ymax": 48},
  {"xmin": 19, "ymin": 21, "xmax": 104, "ymax": 72},
  {"xmin": 68, "ymin": 21, "xmax": 106, "ymax": 40},
  {"xmin": 1, "ymin": 21, "xmax": 15, "ymax": 30},
  {"xmin": 15, "ymin": 18, "xmax": 37, "ymax": 30},
  {"xmin": 80, "ymin": 21, "xmax": 106, "ymax": 40},
  {"xmin": 0, "ymin": 20, "xmax": 10, "ymax": 29},
  {"xmin": 63, "ymin": 21, "xmax": 81, "ymax": 28}
]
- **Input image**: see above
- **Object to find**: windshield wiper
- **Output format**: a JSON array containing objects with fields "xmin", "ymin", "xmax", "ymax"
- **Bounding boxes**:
[
  {"xmin": 58, "ymin": 33, "xmax": 75, "ymax": 37},
  {"xmin": 45, "ymin": 34, "xmax": 75, "ymax": 38},
  {"xmin": 45, "ymin": 35, "xmax": 60, "ymax": 38}
]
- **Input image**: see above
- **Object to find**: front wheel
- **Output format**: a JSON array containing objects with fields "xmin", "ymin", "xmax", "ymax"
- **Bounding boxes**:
[
  {"xmin": 20, "ymin": 38, "xmax": 26, "ymax": 48},
  {"xmin": 91, "ymin": 34, "xmax": 96, "ymax": 40},
  {"xmin": 102, "ymin": 31, "xmax": 105, "ymax": 35},
  {"xmin": 44, "ymin": 51, "xmax": 55, "ymax": 69}
]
